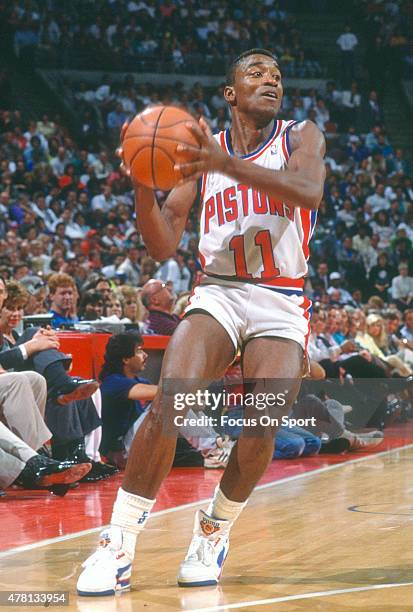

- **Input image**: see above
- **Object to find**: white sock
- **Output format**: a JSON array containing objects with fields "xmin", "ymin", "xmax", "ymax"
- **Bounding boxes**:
[
  {"xmin": 110, "ymin": 487, "xmax": 155, "ymax": 560},
  {"xmin": 206, "ymin": 486, "xmax": 248, "ymax": 525}
]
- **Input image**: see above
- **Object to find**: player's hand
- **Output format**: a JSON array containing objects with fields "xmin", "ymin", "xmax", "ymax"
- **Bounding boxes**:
[
  {"xmin": 116, "ymin": 122, "xmax": 131, "ymax": 178},
  {"xmin": 116, "ymin": 122, "xmax": 152, "ymax": 198},
  {"xmin": 174, "ymin": 117, "xmax": 229, "ymax": 182}
]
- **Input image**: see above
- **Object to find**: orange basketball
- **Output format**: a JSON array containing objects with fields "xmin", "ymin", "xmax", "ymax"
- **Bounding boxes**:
[{"xmin": 122, "ymin": 105, "xmax": 200, "ymax": 190}]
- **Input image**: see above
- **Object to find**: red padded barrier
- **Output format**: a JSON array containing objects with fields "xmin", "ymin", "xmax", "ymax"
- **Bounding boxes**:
[{"xmin": 57, "ymin": 332, "xmax": 171, "ymax": 378}]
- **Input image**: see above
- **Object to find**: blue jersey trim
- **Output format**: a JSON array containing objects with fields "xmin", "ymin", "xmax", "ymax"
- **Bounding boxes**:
[
  {"xmin": 258, "ymin": 285, "xmax": 304, "ymax": 296},
  {"xmin": 224, "ymin": 120, "xmax": 279, "ymax": 159},
  {"xmin": 284, "ymin": 120, "xmax": 298, "ymax": 158}
]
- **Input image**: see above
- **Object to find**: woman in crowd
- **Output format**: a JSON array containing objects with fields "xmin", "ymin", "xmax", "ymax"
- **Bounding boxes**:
[
  {"xmin": 357, "ymin": 313, "xmax": 412, "ymax": 376},
  {"xmin": 119, "ymin": 285, "xmax": 145, "ymax": 328},
  {"xmin": 106, "ymin": 295, "xmax": 124, "ymax": 319},
  {"xmin": 0, "ymin": 280, "xmax": 98, "ymax": 402}
]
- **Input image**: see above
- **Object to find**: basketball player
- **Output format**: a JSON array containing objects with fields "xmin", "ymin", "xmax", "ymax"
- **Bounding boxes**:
[{"xmin": 77, "ymin": 48, "xmax": 325, "ymax": 596}]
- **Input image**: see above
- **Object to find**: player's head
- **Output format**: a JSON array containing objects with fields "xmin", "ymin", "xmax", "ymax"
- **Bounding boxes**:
[
  {"xmin": 226, "ymin": 49, "xmax": 278, "ymax": 85},
  {"xmin": 224, "ymin": 49, "xmax": 282, "ymax": 122}
]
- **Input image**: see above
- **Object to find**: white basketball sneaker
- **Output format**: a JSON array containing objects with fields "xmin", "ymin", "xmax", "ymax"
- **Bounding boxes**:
[
  {"xmin": 77, "ymin": 526, "xmax": 132, "ymax": 596},
  {"xmin": 177, "ymin": 510, "xmax": 231, "ymax": 587},
  {"xmin": 203, "ymin": 436, "xmax": 235, "ymax": 469}
]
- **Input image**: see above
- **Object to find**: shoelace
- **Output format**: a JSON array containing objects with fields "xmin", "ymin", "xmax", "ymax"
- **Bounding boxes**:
[{"xmin": 186, "ymin": 536, "xmax": 216, "ymax": 567}]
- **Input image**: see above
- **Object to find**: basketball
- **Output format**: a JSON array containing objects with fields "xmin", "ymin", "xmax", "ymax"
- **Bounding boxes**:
[{"xmin": 122, "ymin": 106, "xmax": 200, "ymax": 190}]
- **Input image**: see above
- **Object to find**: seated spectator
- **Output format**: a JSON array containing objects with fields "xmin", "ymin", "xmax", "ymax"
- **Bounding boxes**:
[
  {"xmin": 272, "ymin": 425, "xmax": 321, "ymax": 460},
  {"xmin": 366, "ymin": 184, "xmax": 390, "ymax": 214},
  {"xmin": 327, "ymin": 272, "xmax": 354, "ymax": 305},
  {"xmin": 311, "ymin": 262, "xmax": 329, "ymax": 292},
  {"xmin": 0, "ymin": 421, "xmax": 91, "ymax": 493},
  {"xmin": 357, "ymin": 314, "xmax": 412, "ymax": 376},
  {"xmin": 308, "ymin": 308, "xmax": 387, "ymax": 380},
  {"xmin": 400, "ymin": 309, "xmax": 413, "ymax": 342},
  {"xmin": 368, "ymin": 253, "xmax": 396, "ymax": 301},
  {"xmin": 382, "ymin": 310, "xmax": 413, "ymax": 370},
  {"xmin": 155, "ymin": 250, "xmax": 191, "ymax": 294},
  {"xmin": 141, "ymin": 279, "xmax": 180, "ymax": 335},
  {"xmin": 48, "ymin": 272, "xmax": 79, "ymax": 328},
  {"xmin": 99, "ymin": 331, "xmax": 230, "ymax": 469},
  {"xmin": 79, "ymin": 289, "xmax": 105, "ymax": 321},
  {"xmin": 119, "ymin": 285, "xmax": 145, "ymax": 327},
  {"xmin": 0, "ymin": 279, "xmax": 98, "ymax": 404},
  {"xmin": 99, "ymin": 331, "xmax": 157, "ymax": 468},
  {"xmin": 0, "ymin": 368, "xmax": 49, "ymax": 451},
  {"xmin": 106, "ymin": 295, "xmax": 124, "ymax": 319},
  {"xmin": 336, "ymin": 236, "xmax": 366, "ymax": 290},
  {"xmin": 116, "ymin": 246, "xmax": 141, "ymax": 286},
  {"xmin": 91, "ymin": 184, "xmax": 118, "ymax": 213},
  {"xmin": 336, "ymin": 199, "xmax": 356, "ymax": 228},
  {"xmin": 391, "ymin": 263, "xmax": 413, "ymax": 312},
  {"xmin": 371, "ymin": 210, "xmax": 394, "ymax": 250},
  {"xmin": 139, "ymin": 256, "xmax": 158, "ymax": 286},
  {"xmin": 92, "ymin": 277, "xmax": 114, "ymax": 305},
  {"xmin": 293, "ymin": 394, "xmax": 383, "ymax": 452}
]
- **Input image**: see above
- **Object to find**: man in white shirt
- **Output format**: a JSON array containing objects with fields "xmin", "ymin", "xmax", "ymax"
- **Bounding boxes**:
[
  {"xmin": 337, "ymin": 26, "xmax": 358, "ymax": 52},
  {"xmin": 116, "ymin": 247, "xmax": 141, "ymax": 285},
  {"xmin": 327, "ymin": 272, "xmax": 353, "ymax": 305},
  {"xmin": 92, "ymin": 151, "xmax": 113, "ymax": 181},
  {"xmin": 50, "ymin": 147, "xmax": 71, "ymax": 177},
  {"xmin": 366, "ymin": 184, "xmax": 390, "ymax": 214},
  {"xmin": 91, "ymin": 184, "xmax": 118, "ymax": 213},
  {"xmin": 391, "ymin": 263, "xmax": 413, "ymax": 311},
  {"xmin": 155, "ymin": 250, "xmax": 192, "ymax": 294},
  {"xmin": 337, "ymin": 26, "xmax": 358, "ymax": 85}
]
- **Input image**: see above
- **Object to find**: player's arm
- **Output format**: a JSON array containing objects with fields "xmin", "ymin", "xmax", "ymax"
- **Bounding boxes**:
[
  {"xmin": 175, "ymin": 119, "xmax": 326, "ymax": 211},
  {"xmin": 117, "ymin": 123, "xmax": 197, "ymax": 261},
  {"xmin": 134, "ymin": 182, "xmax": 197, "ymax": 261}
]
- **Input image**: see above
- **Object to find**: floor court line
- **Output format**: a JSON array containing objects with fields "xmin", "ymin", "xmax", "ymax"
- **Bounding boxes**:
[
  {"xmin": 191, "ymin": 582, "xmax": 413, "ymax": 611},
  {"xmin": 1, "ymin": 443, "xmax": 412, "ymax": 560}
]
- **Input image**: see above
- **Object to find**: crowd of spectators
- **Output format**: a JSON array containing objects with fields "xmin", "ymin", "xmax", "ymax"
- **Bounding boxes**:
[
  {"xmin": 357, "ymin": 0, "xmax": 413, "ymax": 84},
  {"xmin": 66, "ymin": 74, "xmax": 383, "ymax": 147},
  {"xmin": 2, "ymin": 0, "xmax": 324, "ymax": 77},
  {"xmin": 0, "ymin": 72, "xmax": 411, "ymax": 313},
  {"xmin": 1, "ymin": 2, "xmax": 413, "ymax": 490}
]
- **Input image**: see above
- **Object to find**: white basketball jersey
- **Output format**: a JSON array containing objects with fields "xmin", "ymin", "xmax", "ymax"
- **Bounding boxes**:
[{"xmin": 198, "ymin": 119, "xmax": 317, "ymax": 295}]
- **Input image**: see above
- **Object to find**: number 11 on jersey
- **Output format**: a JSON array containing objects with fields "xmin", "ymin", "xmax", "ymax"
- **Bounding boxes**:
[{"xmin": 229, "ymin": 230, "xmax": 280, "ymax": 280}]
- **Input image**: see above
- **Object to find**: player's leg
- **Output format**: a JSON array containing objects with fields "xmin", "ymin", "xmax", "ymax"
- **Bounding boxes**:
[
  {"xmin": 219, "ymin": 337, "xmax": 303, "ymax": 501},
  {"xmin": 178, "ymin": 337, "xmax": 303, "ymax": 587},
  {"xmin": 122, "ymin": 315, "xmax": 234, "ymax": 498},
  {"xmin": 77, "ymin": 312, "xmax": 235, "ymax": 596}
]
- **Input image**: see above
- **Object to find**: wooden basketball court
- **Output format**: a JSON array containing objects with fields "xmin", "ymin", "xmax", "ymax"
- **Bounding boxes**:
[{"xmin": 2, "ymin": 443, "xmax": 413, "ymax": 610}]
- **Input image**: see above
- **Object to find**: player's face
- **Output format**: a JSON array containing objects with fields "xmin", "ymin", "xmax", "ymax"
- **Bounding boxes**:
[{"xmin": 228, "ymin": 55, "xmax": 283, "ymax": 122}]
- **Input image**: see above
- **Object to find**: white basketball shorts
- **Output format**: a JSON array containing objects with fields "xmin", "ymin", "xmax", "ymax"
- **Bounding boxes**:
[{"xmin": 184, "ymin": 277, "xmax": 311, "ymax": 352}]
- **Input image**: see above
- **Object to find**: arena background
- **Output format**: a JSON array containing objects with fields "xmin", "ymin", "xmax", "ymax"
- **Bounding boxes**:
[{"xmin": 1, "ymin": 1, "xmax": 413, "ymax": 609}]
